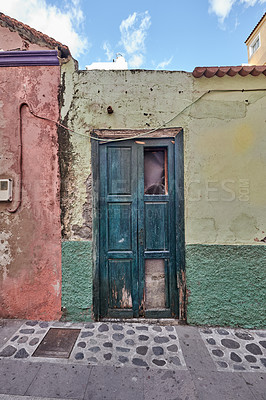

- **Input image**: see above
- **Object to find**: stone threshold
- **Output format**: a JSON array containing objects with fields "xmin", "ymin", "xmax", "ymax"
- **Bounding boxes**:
[{"xmin": 101, "ymin": 318, "xmax": 180, "ymax": 326}]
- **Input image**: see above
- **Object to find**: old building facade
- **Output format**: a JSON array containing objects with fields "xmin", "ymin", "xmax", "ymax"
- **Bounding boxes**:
[{"xmin": 1, "ymin": 13, "xmax": 266, "ymax": 327}]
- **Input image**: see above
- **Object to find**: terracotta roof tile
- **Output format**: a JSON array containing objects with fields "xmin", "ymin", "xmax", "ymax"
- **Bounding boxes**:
[
  {"xmin": 192, "ymin": 66, "xmax": 266, "ymax": 78},
  {"xmin": 0, "ymin": 12, "xmax": 70, "ymax": 58}
]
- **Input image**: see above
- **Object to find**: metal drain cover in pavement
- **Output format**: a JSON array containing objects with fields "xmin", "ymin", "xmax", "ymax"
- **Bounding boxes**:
[{"xmin": 33, "ymin": 328, "xmax": 81, "ymax": 359}]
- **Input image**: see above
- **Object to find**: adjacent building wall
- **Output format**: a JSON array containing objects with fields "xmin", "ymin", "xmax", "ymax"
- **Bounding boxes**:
[
  {"xmin": 60, "ymin": 61, "xmax": 266, "ymax": 327},
  {"xmin": 246, "ymin": 14, "xmax": 266, "ymax": 65},
  {"xmin": 0, "ymin": 64, "xmax": 62, "ymax": 320},
  {"xmin": 186, "ymin": 74, "xmax": 266, "ymax": 328}
]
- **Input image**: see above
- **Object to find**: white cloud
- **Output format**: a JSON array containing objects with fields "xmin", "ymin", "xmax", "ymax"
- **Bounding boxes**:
[
  {"xmin": 120, "ymin": 11, "xmax": 151, "ymax": 54},
  {"xmin": 103, "ymin": 41, "xmax": 113, "ymax": 61},
  {"xmin": 0, "ymin": 0, "xmax": 88, "ymax": 58},
  {"xmin": 208, "ymin": 0, "xmax": 236, "ymax": 22},
  {"xmin": 119, "ymin": 11, "xmax": 151, "ymax": 68},
  {"xmin": 156, "ymin": 56, "xmax": 173, "ymax": 70},
  {"xmin": 129, "ymin": 54, "xmax": 144, "ymax": 68},
  {"xmin": 240, "ymin": 0, "xmax": 259, "ymax": 5},
  {"xmin": 209, "ymin": 0, "xmax": 266, "ymax": 22},
  {"xmin": 234, "ymin": 16, "xmax": 240, "ymax": 29},
  {"xmin": 240, "ymin": 0, "xmax": 266, "ymax": 6}
]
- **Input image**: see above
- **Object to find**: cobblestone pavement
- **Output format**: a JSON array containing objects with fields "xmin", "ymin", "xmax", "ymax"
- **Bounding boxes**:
[
  {"xmin": 0, "ymin": 321, "xmax": 265, "ymax": 374},
  {"xmin": 200, "ymin": 327, "xmax": 266, "ymax": 372},
  {"xmin": 0, "ymin": 321, "xmax": 186, "ymax": 370}
]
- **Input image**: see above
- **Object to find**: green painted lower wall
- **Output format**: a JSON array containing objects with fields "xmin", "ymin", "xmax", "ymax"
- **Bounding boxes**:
[
  {"xmin": 61, "ymin": 241, "xmax": 266, "ymax": 327},
  {"xmin": 61, "ymin": 241, "xmax": 93, "ymax": 321},
  {"xmin": 186, "ymin": 244, "xmax": 266, "ymax": 328}
]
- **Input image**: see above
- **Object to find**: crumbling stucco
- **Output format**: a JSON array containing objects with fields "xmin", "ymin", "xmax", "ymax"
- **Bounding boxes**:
[
  {"xmin": 0, "ymin": 231, "xmax": 13, "ymax": 282},
  {"xmin": 60, "ymin": 64, "xmax": 266, "ymax": 246}
]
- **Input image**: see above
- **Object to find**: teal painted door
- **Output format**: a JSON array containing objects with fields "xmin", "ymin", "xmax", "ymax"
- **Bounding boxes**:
[{"xmin": 99, "ymin": 139, "xmax": 179, "ymax": 318}]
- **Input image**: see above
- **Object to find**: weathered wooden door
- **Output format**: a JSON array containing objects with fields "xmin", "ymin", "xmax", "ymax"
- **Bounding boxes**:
[{"xmin": 99, "ymin": 138, "xmax": 181, "ymax": 319}]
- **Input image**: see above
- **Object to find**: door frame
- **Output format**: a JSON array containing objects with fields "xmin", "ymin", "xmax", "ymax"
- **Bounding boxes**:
[{"xmin": 91, "ymin": 128, "xmax": 185, "ymax": 321}]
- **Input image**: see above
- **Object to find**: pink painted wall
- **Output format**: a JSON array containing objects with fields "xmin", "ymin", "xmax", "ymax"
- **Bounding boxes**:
[
  {"xmin": 0, "ymin": 64, "xmax": 62, "ymax": 320},
  {"xmin": 0, "ymin": 25, "xmax": 49, "ymax": 52}
]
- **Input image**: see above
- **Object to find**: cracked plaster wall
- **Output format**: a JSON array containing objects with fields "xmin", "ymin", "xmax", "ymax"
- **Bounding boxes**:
[
  {"xmin": 60, "ymin": 65, "xmax": 193, "ymax": 241},
  {"xmin": 187, "ymin": 76, "xmax": 266, "ymax": 245},
  {"xmin": 61, "ymin": 63, "xmax": 266, "ymax": 246}
]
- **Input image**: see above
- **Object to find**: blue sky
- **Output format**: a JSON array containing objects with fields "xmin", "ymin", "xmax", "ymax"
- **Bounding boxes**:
[{"xmin": 1, "ymin": 1, "xmax": 266, "ymax": 70}]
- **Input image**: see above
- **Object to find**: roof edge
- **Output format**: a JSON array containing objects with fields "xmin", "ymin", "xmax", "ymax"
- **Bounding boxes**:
[
  {"xmin": 193, "ymin": 65, "xmax": 266, "ymax": 78},
  {"xmin": 0, "ymin": 12, "xmax": 71, "ymax": 58},
  {"xmin": 0, "ymin": 50, "xmax": 59, "ymax": 67},
  {"xmin": 245, "ymin": 13, "xmax": 266, "ymax": 44}
]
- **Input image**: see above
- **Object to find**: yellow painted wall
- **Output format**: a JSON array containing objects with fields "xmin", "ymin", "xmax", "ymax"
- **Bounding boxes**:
[
  {"xmin": 246, "ymin": 15, "xmax": 266, "ymax": 64},
  {"xmin": 61, "ymin": 63, "xmax": 266, "ymax": 246},
  {"xmin": 187, "ymin": 75, "xmax": 266, "ymax": 244}
]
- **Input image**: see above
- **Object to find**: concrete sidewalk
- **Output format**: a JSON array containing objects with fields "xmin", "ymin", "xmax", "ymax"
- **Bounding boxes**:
[{"xmin": 0, "ymin": 319, "xmax": 265, "ymax": 400}]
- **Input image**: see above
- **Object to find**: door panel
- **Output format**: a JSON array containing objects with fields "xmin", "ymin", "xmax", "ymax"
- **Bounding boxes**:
[
  {"xmin": 138, "ymin": 140, "xmax": 176, "ymax": 319},
  {"xmin": 99, "ymin": 139, "xmax": 178, "ymax": 319},
  {"xmin": 145, "ymin": 202, "xmax": 169, "ymax": 251},
  {"xmin": 108, "ymin": 259, "xmax": 133, "ymax": 309},
  {"xmin": 100, "ymin": 143, "xmax": 138, "ymax": 318},
  {"xmin": 145, "ymin": 259, "xmax": 166, "ymax": 309},
  {"xmin": 107, "ymin": 147, "xmax": 132, "ymax": 195},
  {"xmin": 108, "ymin": 203, "xmax": 132, "ymax": 250}
]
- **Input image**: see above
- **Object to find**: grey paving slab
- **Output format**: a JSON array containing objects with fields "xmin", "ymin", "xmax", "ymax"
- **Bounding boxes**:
[
  {"xmin": 84, "ymin": 365, "xmax": 144, "ymax": 400},
  {"xmin": 190, "ymin": 370, "xmax": 257, "ymax": 400},
  {"xmin": 200, "ymin": 327, "xmax": 266, "ymax": 372},
  {"xmin": 143, "ymin": 368, "xmax": 197, "ymax": 400},
  {"xmin": 0, "ymin": 321, "xmax": 187, "ymax": 371},
  {"xmin": 0, "ymin": 320, "xmax": 24, "ymax": 349},
  {"xmin": 25, "ymin": 363, "xmax": 92, "ymax": 399},
  {"xmin": 239, "ymin": 372, "xmax": 266, "ymax": 400},
  {"xmin": 0, "ymin": 360, "xmax": 41, "ymax": 395},
  {"xmin": 175, "ymin": 325, "xmax": 216, "ymax": 372},
  {"xmin": 0, "ymin": 396, "xmax": 75, "ymax": 400},
  {"xmin": 0, "ymin": 321, "xmax": 266, "ymax": 400}
]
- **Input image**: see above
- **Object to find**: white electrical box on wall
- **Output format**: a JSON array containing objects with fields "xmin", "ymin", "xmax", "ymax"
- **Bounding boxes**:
[{"xmin": 0, "ymin": 179, "xmax": 12, "ymax": 201}]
